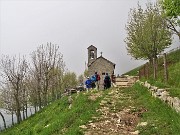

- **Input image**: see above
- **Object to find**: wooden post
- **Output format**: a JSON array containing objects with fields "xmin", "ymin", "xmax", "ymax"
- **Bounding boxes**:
[
  {"xmin": 138, "ymin": 70, "xmax": 141, "ymax": 79},
  {"xmin": 146, "ymin": 62, "xmax": 149, "ymax": 79},
  {"xmin": 164, "ymin": 53, "xmax": 168, "ymax": 83},
  {"xmin": 143, "ymin": 64, "xmax": 146, "ymax": 78}
]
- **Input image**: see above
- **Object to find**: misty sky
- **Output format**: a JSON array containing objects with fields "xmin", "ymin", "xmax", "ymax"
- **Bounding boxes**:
[{"xmin": 0, "ymin": 0, "xmax": 179, "ymax": 76}]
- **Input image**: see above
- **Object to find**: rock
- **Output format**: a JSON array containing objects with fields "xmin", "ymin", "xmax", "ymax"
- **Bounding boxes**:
[
  {"xmin": 130, "ymin": 130, "xmax": 139, "ymax": 135},
  {"xmin": 167, "ymin": 96, "xmax": 173, "ymax": 107},
  {"xmin": 159, "ymin": 91, "xmax": 169, "ymax": 102},
  {"xmin": 79, "ymin": 125, "xmax": 87, "ymax": 129},
  {"xmin": 138, "ymin": 122, "xmax": 148, "ymax": 126},
  {"xmin": 44, "ymin": 124, "xmax": 50, "ymax": 128},
  {"xmin": 172, "ymin": 97, "xmax": 180, "ymax": 112},
  {"xmin": 151, "ymin": 86, "xmax": 158, "ymax": 91},
  {"xmin": 144, "ymin": 81, "xmax": 151, "ymax": 89}
]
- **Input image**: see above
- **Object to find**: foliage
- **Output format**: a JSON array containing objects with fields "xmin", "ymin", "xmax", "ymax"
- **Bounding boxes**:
[
  {"xmin": 62, "ymin": 72, "xmax": 78, "ymax": 89},
  {"xmin": 161, "ymin": 0, "xmax": 180, "ymax": 38},
  {"xmin": 162, "ymin": 0, "xmax": 180, "ymax": 17},
  {"xmin": 78, "ymin": 74, "xmax": 84, "ymax": 85},
  {"xmin": 125, "ymin": 2, "xmax": 172, "ymax": 61}
]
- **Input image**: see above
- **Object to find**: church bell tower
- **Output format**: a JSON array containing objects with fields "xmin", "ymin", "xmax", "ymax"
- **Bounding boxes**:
[{"xmin": 87, "ymin": 45, "xmax": 97, "ymax": 66}]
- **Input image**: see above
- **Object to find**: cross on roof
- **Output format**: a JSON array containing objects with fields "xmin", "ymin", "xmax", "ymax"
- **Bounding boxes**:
[{"xmin": 100, "ymin": 52, "xmax": 103, "ymax": 56}]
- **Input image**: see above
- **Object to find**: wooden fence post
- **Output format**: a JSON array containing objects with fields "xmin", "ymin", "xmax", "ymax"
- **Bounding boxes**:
[
  {"xmin": 164, "ymin": 53, "xmax": 168, "ymax": 83},
  {"xmin": 145, "ymin": 62, "xmax": 149, "ymax": 79}
]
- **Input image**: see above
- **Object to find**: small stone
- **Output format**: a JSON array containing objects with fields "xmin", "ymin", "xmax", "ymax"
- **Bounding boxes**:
[
  {"xmin": 130, "ymin": 130, "xmax": 139, "ymax": 135},
  {"xmin": 138, "ymin": 122, "xmax": 148, "ymax": 126},
  {"xmin": 79, "ymin": 125, "xmax": 87, "ymax": 129}
]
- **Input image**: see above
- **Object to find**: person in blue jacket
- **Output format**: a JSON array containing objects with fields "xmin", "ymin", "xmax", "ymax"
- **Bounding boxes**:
[
  {"xmin": 90, "ymin": 75, "xmax": 96, "ymax": 89},
  {"xmin": 85, "ymin": 77, "xmax": 92, "ymax": 92}
]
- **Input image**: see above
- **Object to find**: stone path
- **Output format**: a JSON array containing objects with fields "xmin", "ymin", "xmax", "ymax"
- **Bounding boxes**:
[{"xmin": 80, "ymin": 88, "xmax": 146, "ymax": 135}]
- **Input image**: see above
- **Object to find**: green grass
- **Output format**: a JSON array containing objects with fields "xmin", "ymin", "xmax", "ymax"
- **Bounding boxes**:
[
  {"xmin": 124, "ymin": 65, "xmax": 142, "ymax": 76},
  {"xmin": 0, "ymin": 91, "xmax": 105, "ymax": 135},
  {"xmin": 124, "ymin": 83, "xmax": 180, "ymax": 135}
]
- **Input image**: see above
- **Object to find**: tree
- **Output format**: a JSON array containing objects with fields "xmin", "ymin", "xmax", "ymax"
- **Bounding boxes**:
[
  {"xmin": 125, "ymin": 2, "xmax": 172, "ymax": 62},
  {"xmin": 30, "ymin": 43, "xmax": 65, "ymax": 107},
  {"xmin": 78, "ymin": 74, "xmax": 84, "ymax": 85},
  {"xmin": 62, "ymin": 72, "xmax": 78, "ymax": 89},
  {"xmin": 161, "ymin": 0, "xmax": 180, "ymax": 39},
  {"xmin": 0, "ymin": 55, "xmax": 28, "ymax": 124},
  {"xmin": 0, "ymin": 111, "xmax": 6, "ymax": 129}
]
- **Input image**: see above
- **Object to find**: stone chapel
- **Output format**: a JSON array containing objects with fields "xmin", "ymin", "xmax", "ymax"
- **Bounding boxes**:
[{"xmin": 87, "ymin": 45, "xmax": 115, "ymax": 87}]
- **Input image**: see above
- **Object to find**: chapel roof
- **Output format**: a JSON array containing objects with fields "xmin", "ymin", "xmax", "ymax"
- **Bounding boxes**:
[{"xmin": 88, "ymin": 56, "xmax": 115, "ymax": 67}]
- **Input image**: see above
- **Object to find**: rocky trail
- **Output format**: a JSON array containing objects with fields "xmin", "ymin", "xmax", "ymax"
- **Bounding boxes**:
[{"xmin": 80, "ymin": 88, "xmax": 147, "ymax": 135}]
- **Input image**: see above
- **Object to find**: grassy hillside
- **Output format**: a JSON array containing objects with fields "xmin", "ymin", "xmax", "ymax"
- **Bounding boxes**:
[
  {"xmin": 126, "ymin": 48, "xmax": 180, "ymax": 98},
  {"xmin": 0, "ymin": 91, "xmax": 106, "ymax": 135},
  {"xmin": 1, "ymin": 84, "xmax": 180, "ymax": 135}
]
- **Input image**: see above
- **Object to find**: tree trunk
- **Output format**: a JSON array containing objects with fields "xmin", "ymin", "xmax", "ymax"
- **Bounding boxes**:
[
  {"xmin": 153, "ymin": 58, "xmax": 157, "ymax": 79},
  {"xmin": 34, "ymin": 104, "xmax": 37, "ymax": 113},
  {"xmin": 164, "ymin": 53, "xmax": 168, "ymax": 83},
  {"xmin": 25, "ymin": 103, "xmax": 28, "ymax": 118},
  {"xmin": 37, "ymin": 88, "xmax": 42, "ymax": 110},
  {"xmin": 145, "ymin": 62, "xmax": 149, "ymax": 79},
  {"xmin": 16, "ymin": 108, "xmax": 22, "ymax": 124},
  {"xmin": 11, "ymin": 111, "xmax": 14, "ymax": 126},
  {"xmin": 22, "ymin": 106, "xmax": 25, "ymax": 120},
  {"xmin": 15, "ymin": 95, "xmax": 22, "ymax": 124},
  {"xmin": 0, "ymin": 111, "xmax": 6, "ymax": 129}
]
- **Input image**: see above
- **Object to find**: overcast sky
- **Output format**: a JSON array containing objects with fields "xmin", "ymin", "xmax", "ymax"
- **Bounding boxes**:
[{"xmin": 0, "ymin": 0, "xmax": 179, "ymax": 76}]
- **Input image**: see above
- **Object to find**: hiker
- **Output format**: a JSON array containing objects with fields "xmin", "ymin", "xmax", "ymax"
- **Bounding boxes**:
[
  {"xmin": 95, "ymin": 72, "xmax": 101, "ymax": 90},
  {"xmin": 85, "ymin": 77, "xmax": 92, "ymax": 92},
  {"xmin": 90, "ymin": 75, "xmax": 96, "ymax": 89},
  {"xmin": 104, "ymin": 73, "xmax": 111, "ymax": 89}
]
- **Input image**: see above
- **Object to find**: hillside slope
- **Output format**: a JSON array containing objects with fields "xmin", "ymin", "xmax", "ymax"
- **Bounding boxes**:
[{"xmin": 1, "ymin": 84, "xmax": 180, "ymax": 135}]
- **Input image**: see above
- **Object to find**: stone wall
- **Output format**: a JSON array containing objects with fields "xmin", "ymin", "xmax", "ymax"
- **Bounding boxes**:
[{"xmin": 138, "ymin": 81, "xmax": 180, "ymax": 113}]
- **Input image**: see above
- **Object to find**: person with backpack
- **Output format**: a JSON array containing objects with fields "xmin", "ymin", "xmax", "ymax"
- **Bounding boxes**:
[
  {"xmin": 95, "ymin": 72, "xmax": 100, "ymax": 90},
  {"xmin": 85, "ymin": 77, "xmax": 92, "ymax": 92},
  {"xmin": 90, "ymin": 75, "xmax": 96, "ymax": 89},
  {"xmin": 104, "ymin": 73, "xmax": 111, "ymax": 89}
]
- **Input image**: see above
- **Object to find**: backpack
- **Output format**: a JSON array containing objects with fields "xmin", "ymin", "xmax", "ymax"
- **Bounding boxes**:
[
  {"xmin": 104, "ymin": 75, "xmax": 110, "ymax": 82},
  {"xmin": 97, "ymin": 74, "xmax": 100, "ymax": 81},
  {"xmin": 91, "ymin": 75, "xmax": 96, "ymax": 82}
]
